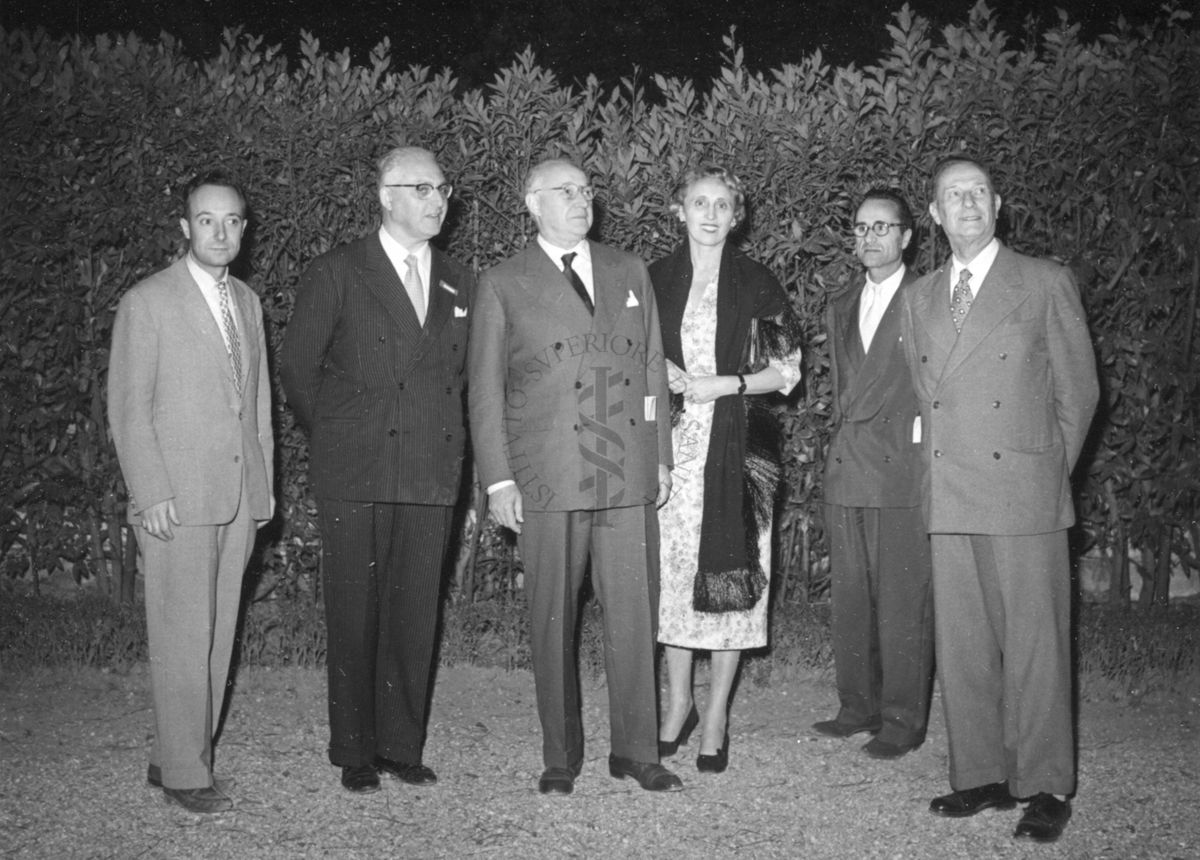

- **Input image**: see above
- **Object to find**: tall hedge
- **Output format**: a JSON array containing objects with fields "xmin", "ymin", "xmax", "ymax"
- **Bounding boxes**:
[{"xmin": 2, "ymin": 3, "xmax": 1197, "ymax": 607}]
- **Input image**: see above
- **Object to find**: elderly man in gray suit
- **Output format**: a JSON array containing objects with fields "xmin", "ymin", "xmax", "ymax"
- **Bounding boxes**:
[
  {"xmin": 108, "ymin": 170, "xmax": 275, "ymax": 813},
  {"xmin": 816, "ymin": 188, "xmax": 933, "ymax": 761},
  {"xmin": 468, "ymin": 157, "xmax": 680, "ymax": 795},
  {"xmin": 900, "ymin": 156, "xmax": 1098, "ymax": 843}
]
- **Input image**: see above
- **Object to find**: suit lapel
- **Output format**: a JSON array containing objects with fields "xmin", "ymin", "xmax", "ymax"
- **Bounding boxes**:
[
  {"xmin": 171, "ymin": 260, "xmax": 240, "ymax": 394},
  {"xmin": 516, "ymin": 244, "xmax": 593, "ymax": 329},
  {"xmin": 942, "ymin": 246, "xmax": 1029, "ymax": 381},
  {"xmin": 358, "ymin": 235, "xmax": 423, "ymax": 342},
  {"xmin": 589, "ymin": 241, "xmax": 627, "ymax": 333}
]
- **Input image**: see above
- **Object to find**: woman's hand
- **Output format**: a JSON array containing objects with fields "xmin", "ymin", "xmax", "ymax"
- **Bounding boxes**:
[
  {"xmin": 683, "ymin": 374, "xmax": 736, "ymax": 404},
  {"xmin": 666, "ymin": 359, "xmax": 691, "ymax": 394}
]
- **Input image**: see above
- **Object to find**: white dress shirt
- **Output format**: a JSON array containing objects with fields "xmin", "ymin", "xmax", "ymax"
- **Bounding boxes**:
[
  {"xmin": 536, "ymin": 234, "xmax": 594, "ymax": 302},
  {"xmin": 379, "ymin": 227, "xmax": 432, "ymax": 308},
  {"xmin": 949, "ymin": 238, "xmax": 1000, "ymax": 302},
  {"xmin": 186, "ymin": 254, "xmax": 239, "ymax": 354},
  {"xmin": 859, "ymin": 263, "xmax": 906, "ymax": 352}
]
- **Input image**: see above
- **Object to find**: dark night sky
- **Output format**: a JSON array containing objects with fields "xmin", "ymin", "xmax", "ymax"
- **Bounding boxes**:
[{"xmin": 0, "ymin": 0, "xmax": 1170, "ymax": 86}]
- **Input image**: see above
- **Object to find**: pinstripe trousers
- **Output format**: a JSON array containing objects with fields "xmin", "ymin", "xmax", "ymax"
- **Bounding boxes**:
[{"xmin": 318, "ymin": 499, "xmax": 453, "ymax": 767}]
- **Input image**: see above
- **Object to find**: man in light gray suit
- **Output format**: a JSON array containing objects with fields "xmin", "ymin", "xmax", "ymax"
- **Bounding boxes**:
[
  {"xmin": 900, "ymin": 156, "xmax": 1098, "ymax": 843},
  {"xmin": 468, "ymin": 158, "xmax": 680, "ymax": 795},
  {"xmin": 108, "ymin": 170, "xmax": 274, "ymax": 813}
]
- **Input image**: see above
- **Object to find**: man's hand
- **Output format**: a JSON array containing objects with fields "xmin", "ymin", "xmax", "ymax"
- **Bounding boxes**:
[
  {"xmin": 489, "ymin": 484, "xmax": 524, "ymax": 535},
  {"xmin": 656, "ymin": 464, "xmax": 673, "ymax": 508},
  {"xmin": 141, "ymin": 500, "xmax": 180, "ymax": 541}
]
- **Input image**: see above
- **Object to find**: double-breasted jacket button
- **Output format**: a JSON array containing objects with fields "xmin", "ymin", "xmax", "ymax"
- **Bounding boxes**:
[
  {"xmin": 554, "ymin": 342, "xmax": 563, "ymax": 351},
  {"xmin": 834, "ymin": 456, "xmax": 843, "ymax": 464},
  {"xmin": 233, "ymin": 455, "xmax": 241, "ymax": 463},
  {"xmin": 921, "ymin": 355, "xmax": 928, "ymax": 363},
  {"xmin": 933, "ymin": 449, "xmax": 943, "ymax": 457},
  {"xmin": 575, "ymin": 381, "xmax": 583, "ymax": 389},
  {"xmin": 992, "ymin": 401, "xmax": 1001, "ymax": 409},
  {"xmin": 445, "ymin": 387, "xmax": 453, "ymax": 395},
  {"xmin": 993, "ymin": 452, "xmax": 1001, "ymax": 459},
  {"xmin": 398, "ymin": 382, "xmax": 405, "ymax": 390},
  {"xmin": 573, "ymin": 423, "xmax": 581, "ymax": 432},
  {"xmin": 932, "ymin": 401, "xmax": 940, "ymax": 409},
  {"xmin": 378, "ymin": 335, "xmax": 386, "ymax": 342},
  {"xmin": 998, "ymin": 352, "xmax": 1007, "ymax": 360},
  {"xmin": 883, "ymin": 455, "xmax": 892, "ymax": 463},
  {"xmin": 445, "ymin": 433, "xmax": 453, "ymax": 441},
  {"xmin": 388, "ymin": 429, "xmax": 398, "ymax": 437},
  {"xmin": 628, "ymin": 418, "xmax": 636, "ymax": 426}
]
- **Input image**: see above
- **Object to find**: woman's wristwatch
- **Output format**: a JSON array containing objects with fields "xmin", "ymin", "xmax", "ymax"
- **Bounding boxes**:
[{"xmin": 736, "ymin": 373, "xmax": 747, "ymax": 395}]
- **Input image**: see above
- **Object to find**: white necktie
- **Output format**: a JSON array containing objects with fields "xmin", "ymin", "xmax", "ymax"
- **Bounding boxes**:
[
  {"xmin": 858, "ymin": 281, "xmax": 880, "ymax": 351},
  {"xmin": 404, "ymin": 254, "xmax": 426, "ymax": 325}
]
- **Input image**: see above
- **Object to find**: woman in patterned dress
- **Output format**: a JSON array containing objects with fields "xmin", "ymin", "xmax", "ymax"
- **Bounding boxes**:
[{"xmin": 649, "ymin": 166, "xmax": 802, "ymax": 772}]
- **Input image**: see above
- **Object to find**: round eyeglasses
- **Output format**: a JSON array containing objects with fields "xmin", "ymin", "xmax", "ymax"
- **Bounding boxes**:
[{"xmin": 853, "ymin": 221, "xmax": 904, "ymax": 237}]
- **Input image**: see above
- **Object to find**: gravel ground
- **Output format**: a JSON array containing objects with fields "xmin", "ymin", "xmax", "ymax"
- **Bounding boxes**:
[{"xmin": 1, "ymin": 662, "xmax": 1197, "ymax": 859}]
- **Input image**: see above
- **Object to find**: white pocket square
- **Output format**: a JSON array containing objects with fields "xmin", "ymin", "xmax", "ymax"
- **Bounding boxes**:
[
  {"xmin": 454, "ymin": 305, "xmax": 468, "ymax": 318},
  {"xmin": 626, "ymin": 290, "xmax": 639, "ymax": 308}
]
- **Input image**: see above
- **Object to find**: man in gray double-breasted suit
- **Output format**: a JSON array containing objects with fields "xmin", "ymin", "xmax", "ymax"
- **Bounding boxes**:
[
  {"xmin": 468, "ymin": 158, "xmax": 680, "ymax": 795},
  {"xmin": 900, "ymin": 156, "xmax": 1098, "ymax": 843},
  {"xmin": 108, "ymin": 171, "xmax": 275, "ymax": 813},
  {"xmin": 817, "ymin": 189, "xmax": 933, "ymax": 760}
]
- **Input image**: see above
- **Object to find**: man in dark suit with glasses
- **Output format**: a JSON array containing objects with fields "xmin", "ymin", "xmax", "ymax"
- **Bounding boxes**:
[{"xmin": 281, "ymin": 146, "xmax": 474, "ymax": 795}]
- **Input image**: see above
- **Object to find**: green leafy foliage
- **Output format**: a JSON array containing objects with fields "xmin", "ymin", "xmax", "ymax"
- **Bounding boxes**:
[{"xmin": 1, "ymin": 3, "xmax": 1197, "ymax": 615}]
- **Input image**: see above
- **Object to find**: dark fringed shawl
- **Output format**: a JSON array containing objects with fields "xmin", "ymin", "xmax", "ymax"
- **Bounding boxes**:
[{"xmin": 648, "ymin": 244, "xmax": 803, "ymax": 610}]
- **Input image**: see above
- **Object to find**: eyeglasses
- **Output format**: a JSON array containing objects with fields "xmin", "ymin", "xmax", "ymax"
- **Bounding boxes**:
[
  {"xmin": 384, "ymin": 183, "xmax": 453, "ymax": 199},
  {"xmin": 531, "ymin": 183, "xmax": 595, "ymax": 202},
  {"xmin": 853, "ymin": 221, "xmax": 904, "ymax": 237}
]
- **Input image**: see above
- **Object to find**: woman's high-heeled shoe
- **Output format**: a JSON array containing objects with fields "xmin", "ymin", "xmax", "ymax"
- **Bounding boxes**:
[
  {"xmin": 696, "ymin": 731, "xmax": 729, "ymax": 774},
  {"xmin": 657, "ymin": 705, "xmax": 700, "ymax": 758}
]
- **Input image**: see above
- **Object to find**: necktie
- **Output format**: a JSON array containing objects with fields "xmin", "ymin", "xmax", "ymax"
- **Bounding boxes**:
[
  {"xmin": 216, "ymin": 279, "xmax": 243, "ymax": 393},
  {"xmin": 404, "ymin": 254, "xmax": 426, "ymax": 325},
  {"xmin": 950, "ymin": 268, "xmax": 973, "ymax": 333},
  {"xmin": 561, "ymin": 253, "xmax": 594, "ymax": 314},
  {"xmin": 858, "ymin": 282, "xmax": 878, "ymax": 351}
]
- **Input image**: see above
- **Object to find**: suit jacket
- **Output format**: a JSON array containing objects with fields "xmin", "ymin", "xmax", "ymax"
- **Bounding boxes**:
[
  {"xmin": 824, "ymin": 267, "xmax": 922, "ymax": 508},
  {"xmin": 107, "ymin": 257, "xmax": 274, "ymax": 524},
  {"xmin": 280, "ymin": 234, "xmax": 474, "ymax": 505},
  {"xmin": 468, "ymin": 240, "xmax": 672, "ymax": 512},
  {"xmin": 900, "ymin": 243, "xmax": 1099, "ymax": 535}
]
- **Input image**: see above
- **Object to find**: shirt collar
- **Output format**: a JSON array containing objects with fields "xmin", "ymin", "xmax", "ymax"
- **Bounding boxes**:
[
  {"xmin": 951, "ymin": 238, "xmax": 1000, "ymax": 290},
  {"xmin": 536, "ymin": 234, "xmax": 590, "ymax": 268},
  {"xmin": 186, "ymin": 252, "xmax": 224, "ymax": 288}
]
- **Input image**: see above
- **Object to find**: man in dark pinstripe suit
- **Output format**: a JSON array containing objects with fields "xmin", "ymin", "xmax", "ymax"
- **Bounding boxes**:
[{"xmin": 281, "ymin": 147, "xmax": 475, "ymax": 794}]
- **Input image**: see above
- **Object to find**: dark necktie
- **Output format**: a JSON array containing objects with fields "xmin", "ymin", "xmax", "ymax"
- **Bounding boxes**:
[
  {"xmin": 561, "ymin": 252, "xmax": 594, "ymax": 314},
  {"xmin": 216, "ymin": 279, "xmax": 243, "ymax": 393},
  {"xmin": 950, "ymin": 268, "xmax": 973, "ymax": 333}
]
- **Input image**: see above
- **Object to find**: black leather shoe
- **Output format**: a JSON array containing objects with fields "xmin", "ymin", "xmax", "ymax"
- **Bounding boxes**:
[
  {"xmin": 1014, "ymin": 793, "xmax": 1071, "ymax": 843},
  {"xmin": 658, "ymin": 704, "xmax": 700, "ymax": 758},
  {"xmin": 537, "ymin": 767, "xmax": 576, "ymax": 795},
  {"xmin": 162, "ymin": 785, "xmax": 233, "ymax": 813},
  {"xmin": 929, "ymin": 782, "xmax": 1016, "ymax": 817},
  {"xmin": 862, "ymin": 737, "xmax": 922, "ymax": 760},
  {"xmin": 376, "ymin": 758, "xmax": 438, "ymax": 786},
  {"xmin": 148, "ymin": 765, "xmax": 234, "ymax": 794},
  {"xmin": 341, "ymin": 765, "xmax": 381, "ymax": 794},
  {"xmin": 696, "ymin": 732, "xmax": 729, "ymax": 774},
  {"xmin": 607, "ymin": 755, "xmax": 683, "ymax": 791},
  {"xmin": 811, "ymin": 718, "xmax": 881, "ymax": 738}
]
